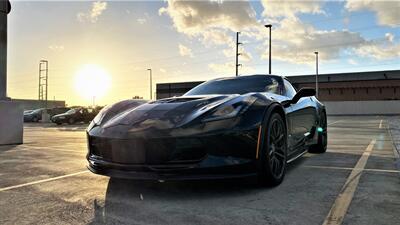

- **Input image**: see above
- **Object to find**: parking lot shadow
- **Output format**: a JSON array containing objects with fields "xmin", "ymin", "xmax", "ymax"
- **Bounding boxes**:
[
  {"xmin": 89, "ymin": 157, "xmax": 306, "ymax": 224},
  {"xmin": 0, "ymin": 145, "xmax": 19, "ymax": 153}
]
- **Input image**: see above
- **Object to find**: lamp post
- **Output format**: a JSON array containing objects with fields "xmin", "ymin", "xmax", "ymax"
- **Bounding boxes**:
[
  {"xmin": 315, "ymin": 51, "xmax": 319, "ymax": 98},
  {"xmin": 265, "ymin": 24, "xmax": 272, "ymax": 74},
  {"xmin": 147, "ymin": 69, "xmax": 152, "ymax": 100}
]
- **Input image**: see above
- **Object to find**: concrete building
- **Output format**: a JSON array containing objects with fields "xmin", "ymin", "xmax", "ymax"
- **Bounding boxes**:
[
  {"xmin": 11, "ymin": 99, "xmax": 65, "ymax": 111},
  {"xmin": 287, "ymin": 70, "xmax": 400, "ymax": 101},
  {"xmin": 155, "ymin": 70, "xmax": 400, "ymax": 115}
]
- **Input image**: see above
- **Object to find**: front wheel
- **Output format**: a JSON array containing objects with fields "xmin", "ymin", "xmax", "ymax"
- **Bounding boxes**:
[
  {"xmin": 308, "ymin": 111, "xmax": 327, "ymax": 153},
  {"xmin": 257, "ymin": 112, "xmax": 287, "ymax": 186}
]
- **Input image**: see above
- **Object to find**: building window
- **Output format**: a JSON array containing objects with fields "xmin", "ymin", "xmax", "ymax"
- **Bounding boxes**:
[
  {"xmin": 379, "ymin": 88, "xmax": 382, "ymax": 94},
  {"xmin": 328, "ymin": 89, "xmax": 331, "ymax": 95}
]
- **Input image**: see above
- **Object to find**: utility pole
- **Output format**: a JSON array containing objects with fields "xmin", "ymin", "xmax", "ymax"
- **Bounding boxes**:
[
  {"xmin": 39, "ymin": 60, "xmax": 48, "ymax": 108},
  {"xmin": 265, "ymin": 24, "xmax": 272, "ymax": 74},
  {"xmin": 235, "ymin": 32, "xmax": 242, "ymax": 76},
  {"xmin": 315, "ymin": 51, "xmax": 319, "ymax": 98},
  {"xmin": 147, "ymin": 69, "xmax": 152, "ymax": 100}
]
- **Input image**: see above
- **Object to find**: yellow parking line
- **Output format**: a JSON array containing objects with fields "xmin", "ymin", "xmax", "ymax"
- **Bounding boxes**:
[
  {"xmin": 304, "ymin": 165, "xmax": 399, "ymax": 174},
  {"xmin": 322, "ymin": 139, "xmax": 376, "ymax": 225},
  {"xmin": 0, "ymin": 170, "xmax": 89, "ymax": 192}
]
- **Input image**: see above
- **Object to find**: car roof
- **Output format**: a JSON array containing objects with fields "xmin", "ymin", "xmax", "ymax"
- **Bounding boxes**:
[{"xmin": 210, "ymin": 74, "xmax": 285, "ymax": 82}]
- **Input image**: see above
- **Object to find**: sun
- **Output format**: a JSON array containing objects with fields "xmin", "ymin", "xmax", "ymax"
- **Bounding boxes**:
[{"xmin": 74, "ymin": 64, "xmax": 111, "ymax": 101}]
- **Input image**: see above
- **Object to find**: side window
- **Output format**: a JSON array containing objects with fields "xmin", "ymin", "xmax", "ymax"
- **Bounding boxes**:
[
  {"xmin": 265, "ymin": 78, "xmax": 280, "ymax": 94},
  {"xmin": 284, "ymin": 79, "xmax": 297, "ymax": 98}
]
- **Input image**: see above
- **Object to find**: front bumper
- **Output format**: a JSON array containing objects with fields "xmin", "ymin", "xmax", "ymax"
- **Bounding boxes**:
[{"xmin": 86, "ymin": 124, "xmax": 260, "ymax": 180}]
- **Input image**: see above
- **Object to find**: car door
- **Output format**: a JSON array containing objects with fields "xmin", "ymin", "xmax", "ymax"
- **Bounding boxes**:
[{"xmin": 283, "ymin": 80, "xmax": 316, "ymax": 155}]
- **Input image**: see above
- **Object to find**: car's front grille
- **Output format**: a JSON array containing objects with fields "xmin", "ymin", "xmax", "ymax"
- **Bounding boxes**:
[{"xmin": 88, "ymin": 136, "xmax": 207, "ymax": 165}]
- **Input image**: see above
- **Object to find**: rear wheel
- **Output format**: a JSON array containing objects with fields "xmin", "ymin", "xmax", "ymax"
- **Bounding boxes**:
[
  {"xmin": 258, "ymin": 113, "xmax": 287, "ymax": 186},
  {"xmin": 308, "ymin": 111, "xmax": 327, "ymax": 153},
  {"xmin": 32, "ymin": 117, "xmax": 39, "ymax": 122}
]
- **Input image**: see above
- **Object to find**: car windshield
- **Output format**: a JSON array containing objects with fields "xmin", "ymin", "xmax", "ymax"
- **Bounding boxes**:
[
  {"xmin": 184, "ymin": 76, "xmax": 280, "ymax": 96},
  {"xmin": 65, "ymin": 109, "xmax": 77, "ymax": 114},
  {"xmin": 31, "ymin": 109, "xmax": 42, "ymax": 114}
]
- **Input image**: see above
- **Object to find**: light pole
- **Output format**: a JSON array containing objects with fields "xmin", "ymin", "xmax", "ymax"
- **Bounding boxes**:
[
  {"xmin": 147, "ymin": 69, "xmax": 152, "ymax": 100},
  {"xmin": 315, "ymin": 51, "xmax": 319, "ymax": 98},
  {"xmin": 265, "ymin": 24, "xmax": 272, "ymax": 74}
]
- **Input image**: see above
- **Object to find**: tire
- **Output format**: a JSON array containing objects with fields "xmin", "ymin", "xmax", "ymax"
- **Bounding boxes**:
[
  {"xmin": 308, "ymin": 111, "xmax": 327, "ymax": 153},
  {"xmin": 68, "ymin": 118, "xmax": 75, "ymax": 125},
  {"xmin": 257, "ymin": 112, "xmax": 287, "ymax": 186},
  {"xmin": 32, "ymin": 117, "xmax": 39, "ymax": 122}
]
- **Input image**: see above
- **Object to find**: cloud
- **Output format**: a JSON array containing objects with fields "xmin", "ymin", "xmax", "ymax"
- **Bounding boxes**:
[
  {"xmin": 159, "ymin": 68, "xmax": 167, "ymax": 73},
  {"xmin": 209, "ymin": 62, "xmax": 256, "ymax": 75},
  {"xmin": 48, "ymin": 45, "xmax": 64, "ymax": 52},
  {"xmin": 137, "ymin": 18, "xmax": 147, "ymax": 25},
  {"xmin": 260, "ymin": 17, "xmax": 366, "ymax": 64},
  {"xmin": 261, "ymin": 0, "xmax": 324, "ymax": 18},
  {"xmin": 77, "ymin": 1, "xmax": 107, "ymax": 23},
  {"xmin": 178, "ymin": 44, "xmax": 193, "ymax": 57},
  {"xmin": 347, "ymin": 59, "xmax": 358, "ymax": 65},
  {"xmin": 161, "ymin": 0, "xmax": 399, "ymax": 66},
  {"xmin": 385, "ymin": 33, "xmax": 395, "ymax": 43},
  {"xmin": 354, "ymin": 41, "xmax": 400, "ymax": 60},
  {"xmin": 159, "ymin": 0, "xmax": 258, "ymax": 47},
  {"xmin": 346, "ymin": 0, "xmax": 400, "ymax": 27}
]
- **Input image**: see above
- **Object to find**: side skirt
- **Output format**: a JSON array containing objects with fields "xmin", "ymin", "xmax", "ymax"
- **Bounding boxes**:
[{"xmin": 286, "ymin": 148, "xmax": 308, "ymax": 163}]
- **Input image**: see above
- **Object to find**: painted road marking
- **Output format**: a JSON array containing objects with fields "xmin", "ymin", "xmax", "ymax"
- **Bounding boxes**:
[
  {"xmin": 0, "ymin": 170, "xmax": 89, "ymax": 192},
  {"xmin": 322, "ymin": 139, "xmax": 376, "ymax": 225},
  {"xmin": 304, "ymin": 165, "xmax": 399, "ymax": 174},
  {"xmin": 328, "ymin": 120, "xmax": 342, "ymax": 126},
  {"xmin": 379, "ymin": 119, "xmax": 383, "ymax": 129}
]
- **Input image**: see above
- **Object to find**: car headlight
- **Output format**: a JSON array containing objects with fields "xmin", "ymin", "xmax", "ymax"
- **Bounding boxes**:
[{"xmin": 202, "ymin": 96, "xmax": 257, "ymax": 122}]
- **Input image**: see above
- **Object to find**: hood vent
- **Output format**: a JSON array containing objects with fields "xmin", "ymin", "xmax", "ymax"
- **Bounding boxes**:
[{"xmin": 152, "ymin": 97, "xmax": 204, "ymax": 104}]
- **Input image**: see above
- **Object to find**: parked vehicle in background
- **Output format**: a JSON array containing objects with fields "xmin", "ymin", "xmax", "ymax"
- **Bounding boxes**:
[
  {"xmin": 23, "ymin": 107, "xmax": 70, "ymax": 122},
  {"xmin": 24, "ymin": 108, "xmax": 45, "ymax": 122},
  {"xmin": 51, "ymin": 107, "xmax": 102, "ymax": 125},
  {"xmin": 48, "ymin": 107, "xmax": 70, "ymax": 117}
]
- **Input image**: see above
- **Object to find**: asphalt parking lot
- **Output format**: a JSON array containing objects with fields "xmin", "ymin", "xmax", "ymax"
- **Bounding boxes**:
[{"xmin": 0, "ymin": 116, "xmax": 399, "ymax": 225}]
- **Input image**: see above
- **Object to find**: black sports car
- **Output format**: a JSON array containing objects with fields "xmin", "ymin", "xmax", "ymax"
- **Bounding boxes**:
[{"xmin": 86, "ymin": 75, "xmax": 327, "ymax": 185}]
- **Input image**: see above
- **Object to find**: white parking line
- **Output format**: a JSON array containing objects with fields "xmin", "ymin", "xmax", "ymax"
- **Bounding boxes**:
[
  {"xmin": 379, "ymin": 119, "xmax": 383, "ymax": 129},
  {"xmin": 322, "ymin": 139, "xmax": 376, "ymax": 225},
  {"xmin": 0, "ymin": 170, "xmax": 89, "ymax": 192},
  {"xmin": 328, "ymin": 120, "xmax": 342, "ymax": 126}
]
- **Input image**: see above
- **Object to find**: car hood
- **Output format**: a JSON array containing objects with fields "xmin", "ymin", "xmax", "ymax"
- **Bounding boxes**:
[{"xmin": 101, "ymin": 95, "xmax": 239, "ymax": 129}]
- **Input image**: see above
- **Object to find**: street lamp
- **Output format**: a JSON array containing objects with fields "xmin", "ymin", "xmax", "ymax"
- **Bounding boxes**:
[
  {"xmin": 265, "ymin": 24, "xmax": 272, "ymax": 74},
  {"xmin": 314, "ymin": 51, "xmax": 319, "ymax": 98},
  {"xmin": 147, "ymin": 69, "xmax": 152, "ymax": 100}
]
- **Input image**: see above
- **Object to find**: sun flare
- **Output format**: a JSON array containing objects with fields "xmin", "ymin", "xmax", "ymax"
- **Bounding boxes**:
[{"xmin": 74, "ymin": 64, "xmax": 111, "ymax": 100}]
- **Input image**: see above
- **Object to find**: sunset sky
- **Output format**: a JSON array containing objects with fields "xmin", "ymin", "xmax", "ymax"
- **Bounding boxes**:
[{"xmin": 7, "ymin": 0, "xmax": 400, "ymax": 106}]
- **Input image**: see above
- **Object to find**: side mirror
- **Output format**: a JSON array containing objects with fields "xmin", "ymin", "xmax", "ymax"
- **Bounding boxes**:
[
  {"xmin": 283, "ymin": 88, "xmax": 315, "ymax": 107},
  {"xmin": 292, "ymin": 88, "xmax": 315, "ymax": 103}
]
